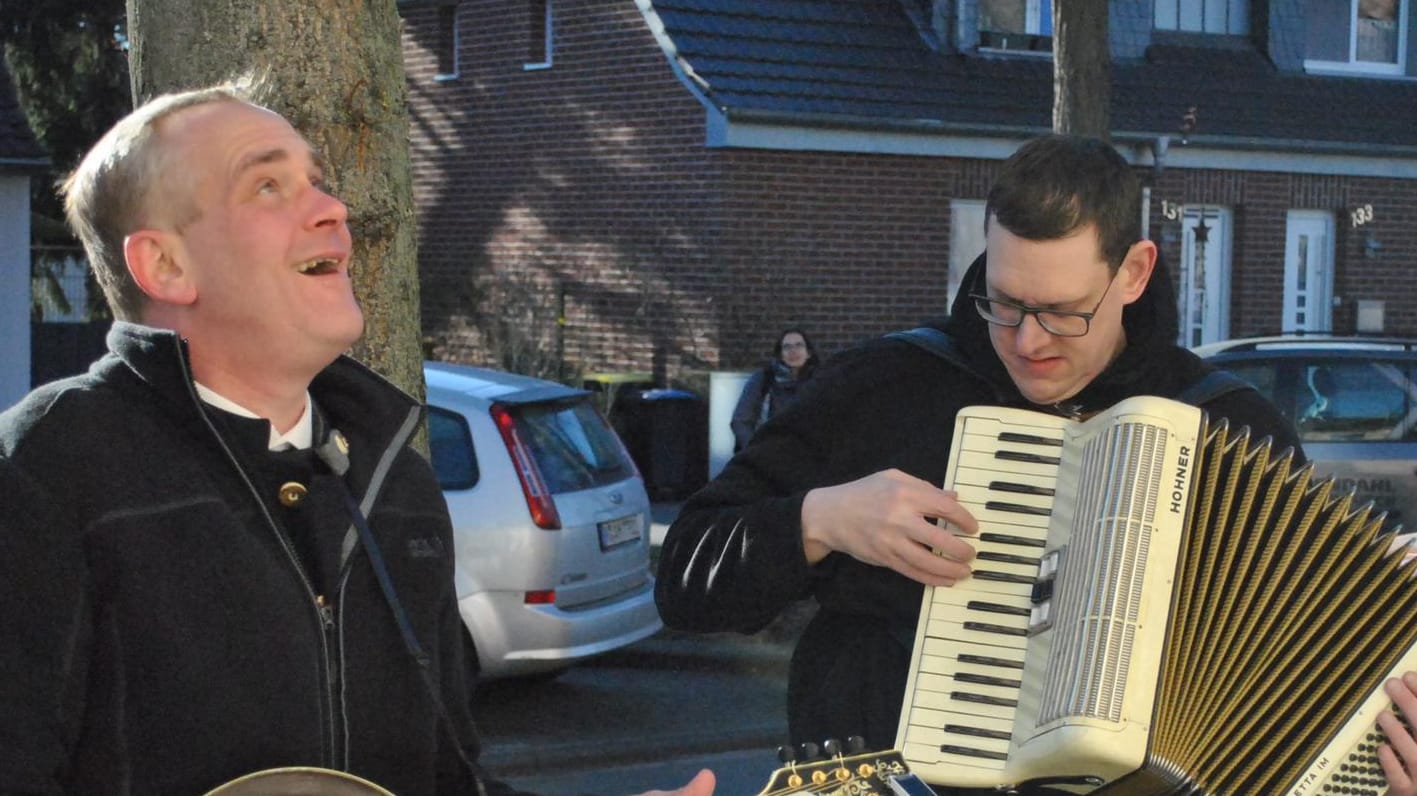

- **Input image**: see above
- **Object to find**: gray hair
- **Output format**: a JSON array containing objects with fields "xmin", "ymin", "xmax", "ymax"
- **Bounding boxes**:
[{"xmin": 60, "ymin": 76, "xmax": 269, "ymax": 321}]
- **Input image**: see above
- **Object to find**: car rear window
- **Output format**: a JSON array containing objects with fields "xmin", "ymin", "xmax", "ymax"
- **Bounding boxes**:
[
  {"xmin": 1220, "ymin": 358, "xmax": 1417, "ymax": 442},
  {"xmin": 506, "ymin": 398, "xmax": 637, "ymax": 492},
  {"xmin": 428, "ymin": 406, "xmax": 480, "ymax": 489}
]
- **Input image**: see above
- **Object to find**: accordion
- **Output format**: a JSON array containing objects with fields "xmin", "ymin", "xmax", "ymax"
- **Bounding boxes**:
[{"xmin": 896, "ymin": 395, "xmax": 1417, "ymax": 794}]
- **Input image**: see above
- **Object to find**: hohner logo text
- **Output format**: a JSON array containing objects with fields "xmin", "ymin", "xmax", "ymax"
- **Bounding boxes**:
[{"xmin": 1170, "ymin": 445, "xmax": 1192, "ymax": 513}]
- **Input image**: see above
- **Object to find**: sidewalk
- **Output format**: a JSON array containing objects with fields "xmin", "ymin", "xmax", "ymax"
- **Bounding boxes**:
[{"xmin": 649, "ymin": 501, "xmax": 682, "ymax": 546}]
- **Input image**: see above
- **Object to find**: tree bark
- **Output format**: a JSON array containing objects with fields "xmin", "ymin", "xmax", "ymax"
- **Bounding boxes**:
[
  {"xmin": 1052, "ymin": 0, "xmax": 1111, "ymax": 139},
  {"xmin": 125, "ymin": 0, "xmax": 427, "ymax": 409}
]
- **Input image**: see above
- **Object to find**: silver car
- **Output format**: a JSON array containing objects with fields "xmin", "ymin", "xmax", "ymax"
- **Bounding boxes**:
[
  {"xmin": 1193, "ymin": 335, "xmax": 1417, "ymax": 529},
  {"xmin": 424, "ymin": 362, "xmax": 662, "ymax": 680}
]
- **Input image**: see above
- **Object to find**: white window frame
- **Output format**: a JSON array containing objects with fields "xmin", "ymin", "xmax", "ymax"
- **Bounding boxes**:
[
  {"xmin": 949, "ymin": 200, "xmax": 987, "ymax": 309},
  {"xmin": 1304, "ymin": 0, "xmax": 1408, "ymax": 76},
  {"xmin": 524, "ymin": 0, "xmax": 553, "ymax": 70},
  {"xmin": 977, "ymin": 0, "xmax": 1053, "ymax": 52},
  {"xmin": 1154, "ymin": 0, "xmax": 1251, "ymax": 35}
]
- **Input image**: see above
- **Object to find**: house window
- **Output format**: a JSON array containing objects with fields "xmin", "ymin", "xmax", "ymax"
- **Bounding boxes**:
[
  {"xmin": 1305, "ymin": 0, "xmax": 1407, "ymax": 74},
  {"xmin": 525, "ymin": 0, "xmax": 553, "ymax": 69},
  {"xmin": 978, "ymin": 0, "xmax": 1053, "ymax": 51},
  {"xmin": 949, "ymin": 200, "xmax": 987, "ymax": 308},
  {"xmin": 1154, "ymin": 0, "xmax": 1250, "ymax": 34},
  {"xmin": 434, "ymin": 4, "xmax": 459, "ymax": 81}
]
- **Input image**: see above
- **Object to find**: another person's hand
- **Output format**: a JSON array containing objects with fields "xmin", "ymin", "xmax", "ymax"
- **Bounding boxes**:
[
  {"xmin": 1381, "ymin": 673, "xmax": 1417, "ymax": 796},
  {"xmin": 800, "ymin": 469, "xmax": 978, "ymax": 586},
  {"xmin": 631, "ymin": 768, "xmax": 715, "ymax": 796}
]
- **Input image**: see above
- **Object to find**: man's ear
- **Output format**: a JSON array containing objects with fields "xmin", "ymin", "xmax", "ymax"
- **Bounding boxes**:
[
  {"xmin": 1117, "ymin": 239, "xmax": 1158, "ymax": 305},
  {"xmin": 124, "ymin": 230, "xmax": 197, "ymax": 306}
]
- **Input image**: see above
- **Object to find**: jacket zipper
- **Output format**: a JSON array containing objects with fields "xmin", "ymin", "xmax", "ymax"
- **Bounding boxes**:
[{"xmin": 174, "ymin": 348, "xmax": 343, "ymax": 766}]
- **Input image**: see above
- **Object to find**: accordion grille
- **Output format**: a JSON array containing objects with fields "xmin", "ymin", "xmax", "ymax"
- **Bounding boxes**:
[{"xmin": 1038, "ymin": 421, "xmax": 1170, "ymax": 725}]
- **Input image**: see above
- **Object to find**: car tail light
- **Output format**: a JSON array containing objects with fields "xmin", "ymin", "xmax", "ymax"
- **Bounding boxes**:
[
  {"xmin": 489, "ymin": 403, "xmax": 562, "ymax": 530},
  {"xmin": 524, "ymin": 589, "xmax": 556, "ymax": 605}
]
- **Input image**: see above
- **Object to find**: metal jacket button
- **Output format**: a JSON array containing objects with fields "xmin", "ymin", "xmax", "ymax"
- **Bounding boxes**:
[{"xmin": 278, "ymin": 481, "xmax": 309, "ymax": 507}]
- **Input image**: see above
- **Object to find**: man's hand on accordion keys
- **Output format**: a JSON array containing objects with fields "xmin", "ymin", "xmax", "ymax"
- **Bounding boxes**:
[
  {"xmin": 800, "ymin": 468, "xmax": 979, "ymax": 586},
  {"xmin": 1379, "ymin": 672, "xmax": 1417, "ymax": 796}
]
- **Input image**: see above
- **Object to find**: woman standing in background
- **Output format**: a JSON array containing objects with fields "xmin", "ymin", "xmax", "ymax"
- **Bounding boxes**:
[{"xmin": 731, "ymin": 328, "xmax": 819, "ymax": 451}]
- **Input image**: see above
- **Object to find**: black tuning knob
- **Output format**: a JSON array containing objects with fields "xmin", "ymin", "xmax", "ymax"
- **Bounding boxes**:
[
  {"xmin": 776, "ymin": 744, "xmax": 797, "ymax": 764},
  {"xmin": 822, "ymin": 738, "xmax": 843, "ymax": 757},
  {"xmin": 846, "ymin": 735, "xmax": 867, "ymax": 753},
  {"xmin": 798, "ymin": 741, "xmax": 820, "ymax": 760}
]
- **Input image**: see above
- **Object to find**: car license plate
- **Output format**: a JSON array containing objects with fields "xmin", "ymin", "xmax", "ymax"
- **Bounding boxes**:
[{"xmin": 598, "ymin": 514, "xmax": 642, "ymax": 550}]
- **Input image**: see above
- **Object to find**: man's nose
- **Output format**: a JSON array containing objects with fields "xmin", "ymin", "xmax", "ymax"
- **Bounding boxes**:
[
  {"xmin": 308, "ymin": 188, "xmax": 349, "ymax": 229},
  {"xmin": 1013, "ymin": 313, "xmax": 1053, "ymax": 353}
]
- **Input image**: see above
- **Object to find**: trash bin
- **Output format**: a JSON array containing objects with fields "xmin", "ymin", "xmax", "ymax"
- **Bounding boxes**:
[
  {"xmin": 581, "ymin": 371, "xmax": 655, "ymax": 416},
  {"xmin": 612, "ymin": 388, "xmax": 708, "ymax": 501}
]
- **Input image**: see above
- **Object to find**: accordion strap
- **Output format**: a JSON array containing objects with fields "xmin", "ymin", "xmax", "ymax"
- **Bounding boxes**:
[
  {"xmin": 1176, "ymin": 369, "xmax": 1253, "ymax": 406},
  {"xmin": 888, "ymin": 327, "xmax": 1256, "ymax": 410}
]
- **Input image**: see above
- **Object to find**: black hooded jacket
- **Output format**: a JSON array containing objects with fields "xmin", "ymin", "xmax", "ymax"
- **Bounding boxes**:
[{"xmin": 655, "ymin": 254, "xmax": 1303, "ymax": 761}]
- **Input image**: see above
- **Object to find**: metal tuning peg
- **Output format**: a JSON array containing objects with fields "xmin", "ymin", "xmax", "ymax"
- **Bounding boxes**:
[
  {"xmin": 820, "ymin": 738, "xmax": 853, "ymax": 784},
  {"xmin": 776, "ymin": 743, "xmax": 805, "ymax": 789}
]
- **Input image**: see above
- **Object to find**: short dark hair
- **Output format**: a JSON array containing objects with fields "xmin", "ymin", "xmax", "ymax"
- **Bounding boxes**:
[{"xmin": 984, "ymin": 134, "xmax": 1142, "ymax": 271}]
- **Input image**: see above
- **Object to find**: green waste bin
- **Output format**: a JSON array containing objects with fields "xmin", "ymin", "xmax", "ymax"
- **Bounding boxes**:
[{"xmin": 581, "ymin": 371, "xmax": 655, "ymax": 416}]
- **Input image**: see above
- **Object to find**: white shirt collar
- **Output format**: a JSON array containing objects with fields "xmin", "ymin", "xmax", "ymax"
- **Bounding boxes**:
[{"xmin": 194, "ymin": 383, "xmax": 314, "ymax": 451}]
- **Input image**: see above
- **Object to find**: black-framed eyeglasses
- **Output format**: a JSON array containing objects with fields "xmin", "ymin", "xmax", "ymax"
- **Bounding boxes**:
[{"xmin": 968, "ymin": 268, "xmax": 1119, "ymax": 338}]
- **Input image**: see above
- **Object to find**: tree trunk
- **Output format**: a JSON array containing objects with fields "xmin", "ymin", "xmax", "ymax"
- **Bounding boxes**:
[
  {"xmin": 125, "ymin": 0, "xmax": 427, "ymax": 411},
  {"xmin": 1052, "ymin": 0, "xmax": 1111, "ymax": 139}
]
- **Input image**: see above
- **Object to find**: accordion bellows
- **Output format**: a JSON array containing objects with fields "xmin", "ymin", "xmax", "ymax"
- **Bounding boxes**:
[{"xmin": 897, "ymin": 395, "xmax": 1417, "ymax": 795}]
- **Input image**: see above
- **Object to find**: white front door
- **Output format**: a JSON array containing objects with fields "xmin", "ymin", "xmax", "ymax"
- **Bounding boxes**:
[
  {"xmin": 1283, "ymin": 210, "xmax": 1335, "ymax": 333},
  {"xmin": 1177, "ymin": 205, "xmax": 1232, "ymax": 347}
]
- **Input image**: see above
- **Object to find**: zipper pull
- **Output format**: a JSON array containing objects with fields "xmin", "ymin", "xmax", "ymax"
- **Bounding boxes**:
[{"xmin": 315, "ymin": 594, "xmax": 335, "ymax": 629}]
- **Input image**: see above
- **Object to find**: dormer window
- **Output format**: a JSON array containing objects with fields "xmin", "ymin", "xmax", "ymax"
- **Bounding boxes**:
[
  {"xmin": 1154, "ymin": 0, "xmax": 1250, "ymax": 34},
  {"xmin": 1305, "ymin": 0, "xmax": 1407, "ymax": 75},
  {"xmin": 978, "ymin": 0, "xmax": 1053, "ymax": 52}
]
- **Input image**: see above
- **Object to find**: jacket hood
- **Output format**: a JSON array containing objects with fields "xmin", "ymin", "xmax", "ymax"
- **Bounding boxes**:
[{"xmin": 941, "ymin": 250, "xmax": 1183, "ymax": 414}]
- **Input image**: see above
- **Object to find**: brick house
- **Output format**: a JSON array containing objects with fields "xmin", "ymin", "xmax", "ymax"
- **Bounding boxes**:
[{"xmin": 400, "ymin": 0, "xmax": 1417, "ymax": 382}]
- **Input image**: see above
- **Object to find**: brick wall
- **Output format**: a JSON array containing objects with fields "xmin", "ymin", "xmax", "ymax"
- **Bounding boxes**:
[
  {"xmin": 1149, "ymin": 167, "xmax": 1417, "ymax": 337},
  {"xmin": 403, "ymin": 0, "xmax": 1417, "ymax": 385},
  {"xmin": 404, "ymin": 0, "xmax": 716, "ymax": 382}
]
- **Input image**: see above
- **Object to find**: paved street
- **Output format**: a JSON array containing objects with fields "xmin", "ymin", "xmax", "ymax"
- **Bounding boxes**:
[
  {"xmin": 499, "ymin": 747, "xmax": 784, "ymax": 795},
  {"xmin": 470, "ymin": 502, "xmax": 817, "ymax": 793},
  {"xmin": 476, "ymin": 629, "xmax": 793, "ymax": 777}
]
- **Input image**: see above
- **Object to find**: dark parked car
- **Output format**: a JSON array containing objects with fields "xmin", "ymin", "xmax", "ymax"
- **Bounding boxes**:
[{"xmin": 1193, "ymin": 335, "xmax": 1417, "ymax": 529}]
